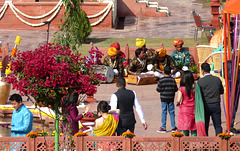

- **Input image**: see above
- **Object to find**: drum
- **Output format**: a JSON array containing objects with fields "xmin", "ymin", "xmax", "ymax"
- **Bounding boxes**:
[{"xmin": 92, "ymin": 65, "xmax": 114, "ymax": 83}]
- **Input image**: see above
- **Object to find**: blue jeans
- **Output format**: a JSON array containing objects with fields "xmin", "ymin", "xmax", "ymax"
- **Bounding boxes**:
[
  {"xmin": 161, "ymin": 101, "xmax": 176, "ymax": 129},
  {"xmin": 204, "ymin": 103, "xmax": 222, "ymax": 136}
]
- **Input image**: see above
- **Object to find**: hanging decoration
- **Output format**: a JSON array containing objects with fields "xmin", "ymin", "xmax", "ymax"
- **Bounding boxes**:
[{"xmin": 0, "ymin": 0, "xmax": 113, "ymax": 27}]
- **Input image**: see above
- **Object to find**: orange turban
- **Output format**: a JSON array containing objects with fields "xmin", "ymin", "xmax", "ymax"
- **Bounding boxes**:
[
  {"xmin": 156, "ymin": 48, "xmax": 166, "ymax": 57},
  {"xmin": 136, "ymin": 38, "xmax": 146, "ymax": 48},
  {"xmin": 173, "ymin": 39, "xmax": 184, "ymax": 47},
  {"xmin": 108, "ymin": 47, "xmax": 118, "ymax": 56},
  {"xmin": 110, "ymin": 42, "xmax": 120, "ymax": 50}
]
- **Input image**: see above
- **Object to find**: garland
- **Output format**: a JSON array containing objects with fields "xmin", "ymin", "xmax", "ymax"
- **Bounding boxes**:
[
  {"xmin": 90, "ymin": 2, "xmax": 112, "ymax": 26},
  {"xmin": 0, "ymin": 3, "xmax": 8, "ymax": 19},
  {"xmin": 10, "ymin": 1, "xmax": 63, "ymax": 19},
  {"xmin": 8, "ymin": 1, "xmax": 62, "ymax": 27},
  {"xmin": 0, "ymin": 0, "xmax": 113, "ymax": 27}
]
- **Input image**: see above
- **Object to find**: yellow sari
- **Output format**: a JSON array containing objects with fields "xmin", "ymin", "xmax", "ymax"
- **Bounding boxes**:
[{"xmin": 92, "ymin": 113, "xmax": 119, "ymax": 136}]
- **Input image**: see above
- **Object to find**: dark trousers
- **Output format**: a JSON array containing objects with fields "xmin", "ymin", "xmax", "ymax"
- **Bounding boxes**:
[
  {"xmin": 231, "ymin": 93, "xmax": 239, "ymax": 129},
  {"xmin": 117, "ymin": 124, "xmax": 135, "ymax": 136},
  {"xmin": 204, "ymin": 103, "xmax": 222, "ymax": 136}
]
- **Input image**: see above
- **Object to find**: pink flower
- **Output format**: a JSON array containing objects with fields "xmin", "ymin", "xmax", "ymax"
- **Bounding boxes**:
[{"xmin": 6, "ymin": 43, "xmax": 105, "ymax": 108}]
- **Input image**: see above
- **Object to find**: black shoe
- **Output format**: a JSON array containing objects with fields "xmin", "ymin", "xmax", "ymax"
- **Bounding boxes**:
[
  {"xmin": 157, "ymin": 128, "xmax": 166, "ymax": 133},
  {"xmin": 230, "ymin": 128, "xmax": 240, "ymax": 134}
]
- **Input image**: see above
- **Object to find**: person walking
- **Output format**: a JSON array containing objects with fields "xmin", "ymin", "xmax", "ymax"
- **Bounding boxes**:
[
  {"xmin": 176, "ymin": 71, "xmax": 197, "ymax": 136},
  {"xmin": 110, "ymin": 77, "xmax": 148, "ymax": 136},
  {"xmin": 156, "ymin": 66, "xmax": 178, "ymax": 133},
  {"xmin": 91, "ymin": 101, "xmax": 119, "ymax": 136},
  {"xmin": 198, "ymin": 63, "xmax": 224, "ymax": 136}
]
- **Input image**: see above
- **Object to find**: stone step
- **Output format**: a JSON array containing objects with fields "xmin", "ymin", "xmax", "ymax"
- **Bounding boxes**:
[{"xmin": 137, "ymin": 0, "xmax": 169, "ymax": 15}]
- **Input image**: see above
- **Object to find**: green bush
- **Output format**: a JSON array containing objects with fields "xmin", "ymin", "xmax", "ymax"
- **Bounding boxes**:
[{"xmin": 54, "ymin": 0, "xmax": 92, "ymax": 51}]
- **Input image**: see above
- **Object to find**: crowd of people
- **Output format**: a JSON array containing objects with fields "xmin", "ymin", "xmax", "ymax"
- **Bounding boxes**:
[
  {"xmin": 104, "ymin": 38, "xmax": 191, "ymax": 79},
  {"xmin": 2, "ymin": 37, "xmax": 239, "ymax": 137}
]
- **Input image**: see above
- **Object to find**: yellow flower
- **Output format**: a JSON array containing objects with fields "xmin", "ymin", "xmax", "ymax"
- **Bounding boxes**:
[
  {"xmin": 14, "ymin": 36, "xmax": 21, "ymax": 45},
  {"xmin": 122, "ymin": 131, "xmax": 136, "ymax": 138},
  {"xmin": 26, "ymin": 132, "xmax": 39, "ymax": 138},
  {"xmin": 74, "ymin": 132, "xmax": 88, "ymax": 137},
  {"xmin": 51, "ymin": 130, "xmax": 55, "ymax": 136},
  {"xmin": 5, "ymin": 64, "xmax": 11, "ymax": 76},
  {"xmin": 170, "ymin": 132, "xmax": 184, "ymax": 137},
  {"xmin": 217, "ymin": 133, "xmax": 231, "ymax": 140}
]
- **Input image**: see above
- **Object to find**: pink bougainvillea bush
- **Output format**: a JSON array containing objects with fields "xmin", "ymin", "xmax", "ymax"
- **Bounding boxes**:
[{"xmin": 6, "ymin": 43, "xmax": 105, "ymax": 108}]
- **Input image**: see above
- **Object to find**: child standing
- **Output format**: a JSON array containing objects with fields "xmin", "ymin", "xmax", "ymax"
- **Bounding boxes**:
[
  {"xmin": 156, "ymin": 66, "xmax": 178, "ymax": 133},
  {"xmin": 176, "ymin": 70, "xmax": 197, "ymax": 136}
]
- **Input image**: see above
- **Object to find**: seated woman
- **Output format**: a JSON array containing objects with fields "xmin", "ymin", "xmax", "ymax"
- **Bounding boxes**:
[
  {"xmin": 103, "ymin": 47, "xmax": 124, "ymax": 77},
  {"xmin": 154, "ymin": 48, "xmax": 181, "ymax": 78},
  {"xmin": 91, "ymin": 101, "xmax": 119, "ymax": 136},
  {"xmin": 62, "ymin": 93, "xmax": 90, "ymax": 135},
  {"xmin": 170, "ymin": 39, "xmax": 191, "ymax": 68}
]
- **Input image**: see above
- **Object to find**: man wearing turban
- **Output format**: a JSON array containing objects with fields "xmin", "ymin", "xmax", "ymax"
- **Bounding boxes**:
[
  {"xmin": 136, "ymin": 38, "xmax": 157, "ymax": 65},
  {"xmin": 170, "ymin": 39, "xmax": 191, "ymax": 68},
  {"xmin": 110, "ymin": 42, "xmax": 128, "ymax": 67},
  {"xmin": 103, "ymin": 47, "xmax": 124, "ymax": 77},
  {"xmin": 154, "ymin": 48, "xmax": 180, "ymax": 78}
]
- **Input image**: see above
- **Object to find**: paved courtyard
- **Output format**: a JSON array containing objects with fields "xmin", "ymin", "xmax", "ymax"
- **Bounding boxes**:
[{"xmin": 1, "ymin": 0, "xmax": 239, "ymax": 137}]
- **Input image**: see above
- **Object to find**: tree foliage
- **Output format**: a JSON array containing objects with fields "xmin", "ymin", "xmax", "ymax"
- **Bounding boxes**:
[{"xmin": 54, "ymin": 0, "xmax": 92, "ymax": 51}]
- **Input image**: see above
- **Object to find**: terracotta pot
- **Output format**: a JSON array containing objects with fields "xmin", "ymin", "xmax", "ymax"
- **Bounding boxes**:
[
  {"xmin": 0, "ymin": 78, "xmax": 11, "ymax": 105},
  {"xmin": 80, "ymin": 117, "xmax": 96, "ymax": 129},
  {"xmin": 192, "ymin": 72, "xmax": 199, "ymax": 80},
  {"xmin": 85, "ymin": 95, "xmax": 97, "ymax": 103}
]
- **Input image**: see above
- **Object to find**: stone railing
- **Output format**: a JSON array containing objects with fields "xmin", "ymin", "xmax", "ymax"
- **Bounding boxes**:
[{"xmin": 0, "ymin": 136, "xmax": 239, "ymax": 150}]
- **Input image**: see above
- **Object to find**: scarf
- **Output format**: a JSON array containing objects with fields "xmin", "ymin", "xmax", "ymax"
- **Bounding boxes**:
[
  {"xmin": 92, "ymin": 113, "xmax": 119, "ymax": 136},
  {"xmin": 137, "ymin": 58, "xmax": 144, "ymax": 66},
  {"xmin": 159, "ymin": 62, "xmax": 164, "ymax": 70},
  {"xmin": 194, "ymin": 83, "xmax": 207, "ymax": 136}
]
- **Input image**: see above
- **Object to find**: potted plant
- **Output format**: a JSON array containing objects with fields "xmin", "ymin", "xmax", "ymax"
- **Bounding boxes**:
[
  {"xmin": 189, "ymin": 64, "xmax": 199, "ymax": 80},
  {"xmin": 80, "ymin": 111, "xmax": 98, "ymax": 129},
  {"xmin": 176, "ymin": 62, "xmax": 184, "ymax": 71}
]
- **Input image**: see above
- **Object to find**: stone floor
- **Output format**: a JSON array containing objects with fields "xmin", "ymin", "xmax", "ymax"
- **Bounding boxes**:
[{"xmin": 6, "ymin": 81, "xmax": 240, "ymax": 137}]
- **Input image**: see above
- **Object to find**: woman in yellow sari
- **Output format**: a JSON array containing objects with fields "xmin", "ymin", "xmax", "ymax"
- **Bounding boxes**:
[{"xmin": 91, "ymin": 101, "xmax": 119, "ymax": 136}]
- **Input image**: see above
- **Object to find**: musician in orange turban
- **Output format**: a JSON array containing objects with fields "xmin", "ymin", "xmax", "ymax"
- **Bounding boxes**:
[
  {"xmin": 103, "ymin": 47, "xmax": 124, "ymax": 77},
  {"xmin": 154, "ymin": 48, "xmax": 180, "ymax": 78},
  {"xmin": 110, "ymin": 42, "xmax": 128, "ymax": 67},
  {"xmin": 136, "ymin": 38, "xmax": 157, "ymax": 65},
  {"xmin": 170, "ymin": 39, "xmax": 191, "ymax": 68}
]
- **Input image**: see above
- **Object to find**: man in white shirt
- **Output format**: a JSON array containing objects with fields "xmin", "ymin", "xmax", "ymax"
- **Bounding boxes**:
[{"xmin": 110, "ymin": 77, "xmax": 148, "ymax": 136}]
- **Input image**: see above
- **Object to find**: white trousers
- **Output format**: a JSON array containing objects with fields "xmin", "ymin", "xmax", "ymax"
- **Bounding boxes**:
[{"xmin": 141, "ymin": 71, "xmax": 181, "ymax": 78}]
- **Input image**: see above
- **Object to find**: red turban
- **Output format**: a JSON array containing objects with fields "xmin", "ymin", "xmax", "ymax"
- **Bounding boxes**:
[
  {"xmin": 110, "ymin": 42, "xmax": 120, "ymax": 50},
  {"xmin": 173, "ymin": 39, "xmax": 184, "ymax": 47}
]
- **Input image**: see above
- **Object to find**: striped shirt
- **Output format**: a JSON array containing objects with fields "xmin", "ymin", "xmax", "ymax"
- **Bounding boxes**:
[{"xmin": 156, "ymin": 76, "xmax": 178, "ymax": 102}]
